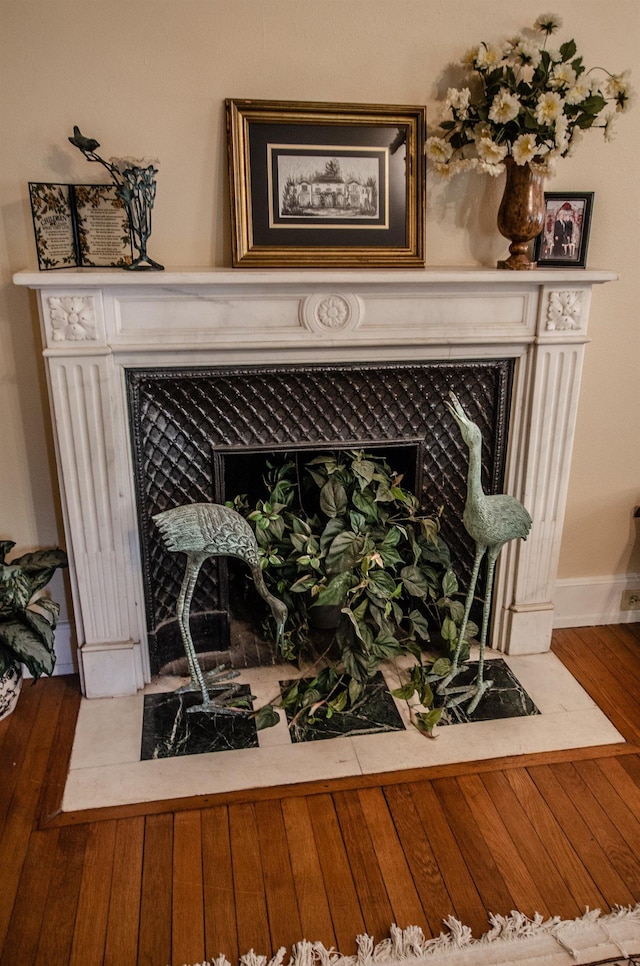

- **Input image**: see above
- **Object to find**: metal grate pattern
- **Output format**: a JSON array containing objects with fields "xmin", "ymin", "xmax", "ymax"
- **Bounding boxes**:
[{"xmin": 127, "ymin": 360, "xmax": 513, "ymax": 672}]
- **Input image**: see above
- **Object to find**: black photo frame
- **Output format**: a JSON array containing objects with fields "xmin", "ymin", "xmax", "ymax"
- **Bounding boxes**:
[
  {"xmin": 533, "ymin": 192, "xmax": 594, "ymax": 268},
  {"xmin": 226, "ymin": 99, "xmax": 426, "ymax": 267}
]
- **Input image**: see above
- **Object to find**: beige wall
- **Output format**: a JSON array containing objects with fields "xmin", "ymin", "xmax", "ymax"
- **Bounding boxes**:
[{"xmin": 1, "ymin": 0, "xmax": 639, "ymax": 623}]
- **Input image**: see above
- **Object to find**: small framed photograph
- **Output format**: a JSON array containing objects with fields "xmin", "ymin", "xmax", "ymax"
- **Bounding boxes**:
[
  {"xmin": 533, "ymin": 192, "xmax": 594, "ymax": 268},
  {"xmin": 226, "ymin": 99, "xmax": 426, "ymax": 267}
]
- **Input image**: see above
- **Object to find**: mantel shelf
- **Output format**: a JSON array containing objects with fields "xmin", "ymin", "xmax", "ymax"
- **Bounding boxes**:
[{"xmin": 14, "ymin": 265, "xmax": 618, "ymax": 289}]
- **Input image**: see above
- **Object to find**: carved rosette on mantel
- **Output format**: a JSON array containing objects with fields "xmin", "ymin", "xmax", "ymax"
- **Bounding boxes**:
[
  {"xmin": 16, "ymin": 267, "xmax": 616, "ymax": 700},
  {"xmin": 301, "ymin": 293, "xmax": 363, "ymax": 335}
]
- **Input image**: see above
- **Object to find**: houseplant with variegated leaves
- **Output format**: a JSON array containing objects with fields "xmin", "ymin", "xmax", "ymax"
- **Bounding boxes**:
[{"xmin": 0, "ymin": 540, "xmax": 68, "ymax": 720}]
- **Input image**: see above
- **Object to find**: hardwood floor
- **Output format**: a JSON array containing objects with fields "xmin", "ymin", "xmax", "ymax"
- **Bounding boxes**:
[{"xmin": 1, "ymin": 624, "xmax": 639, "ymax": 966}]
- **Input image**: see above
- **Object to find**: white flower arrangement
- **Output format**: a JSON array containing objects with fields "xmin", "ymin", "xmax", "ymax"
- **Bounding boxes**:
[{"xmin": 427, "ymin": 13, "xmax": 634, "ymax": 178}]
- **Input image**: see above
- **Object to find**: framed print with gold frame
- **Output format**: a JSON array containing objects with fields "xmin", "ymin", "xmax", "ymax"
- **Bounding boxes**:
[{"xmin": 226, "ymin": 99, "xmax": 426, "ymax": 268}]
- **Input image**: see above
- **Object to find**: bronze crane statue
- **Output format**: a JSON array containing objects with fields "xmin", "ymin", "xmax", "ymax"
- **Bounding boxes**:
[
  {"xmin": 439, "ymin": 392, "xmax": 532, "ymax": 713},
  {"xmin": 153, "ymin": 503, "xmax": 288, "ymax": 714}
]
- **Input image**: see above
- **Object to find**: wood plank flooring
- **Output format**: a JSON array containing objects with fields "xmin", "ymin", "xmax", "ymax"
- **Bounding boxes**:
[{"xmin": 1, "ymin": 624, "xmax": 639, "ymax": 966}]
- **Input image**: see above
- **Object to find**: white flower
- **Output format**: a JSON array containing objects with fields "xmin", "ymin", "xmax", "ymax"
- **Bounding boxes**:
[
  {"xmin": 450, "ymin": 158, "xmax": 479, "ymax": 175},
  {"xmin": 426, "ymin": 137, "xmax": 454, "ymax": 163},
  {"xmin": 461, "ymin": 46, "xmax": 479, "ymax": 68},
  {"xmin": 475, "ymin": 43, "xmax": 504, "ymax": 70},
  {"xmin": 554, "ymin": 114, "xmax": 569, "ymax": 147},
  {"xmin": 446, "ymin": 87, "xmax": 471, "ymax": 116},
  {"xmin": 565, "ymin": 126, "xmax": 584, "ymax": 155},
  {"xmin": 109, "ymin": 156, "xmax": 159, "ymax": 174},
  {"xmin": 607, "ymin": 70, "xmax": 636, "ymax": 112},
  {"xmin": 471, "ymin": 122, "xmax": 494, "ymax": 142},
  {"xmin": 476, "ymin": 137, "xmax": 508, "ymax": 165},
  {"xmin": 512, "ymin": 133, "xmax": 539, "ymax": 164},
  {"xmin": 532, "ymin": 156, "xmax": 557, "ymax": 177},
  {"xmin": 431, "ymin": 161, "xmax": 456, "ymax": 179},
  {"xmin": 513, "ymin": 40, "xmax": 542, "ymax": 68},
  {"xmin": 535, "ymin": 91, "xmax": 564, "ymax": 125},
  {"xmin": 534, "ymin": 12, "xmax": 563, "ymax": 34},
  {"xmin": 431, "ymin": 156, "xmax": 478, "ymax": 179},
  {"xmin": 550, "ymin": 63, "xmax": 577, "ymax": 89},
  {"xmin": 607, "ymin": 69, "xmax": 632, "ymax": 96},
  {"xmin": 489, "ymin": 89, "xmax": 521, "ymax": 124},
  {"xmin": 565, "ymin": 78, "xmax": 591, "ymax": 105},
  {"xmin": 604, "ymin": 112, "xmax": 618, "ymax": 141},
  {"xmin": 547, "ymin": 47, "xmax": 563, "ymax": 62},
  {"xmin": 477, "ymin": 161, "xmax": 504, "ymax": 177}
]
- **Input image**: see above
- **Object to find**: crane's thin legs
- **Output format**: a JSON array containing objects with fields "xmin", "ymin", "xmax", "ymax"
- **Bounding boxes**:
[
  {"xmin": 176, "ymin": 556, "xmax": 210, "ymax": 706},
  {"xmin": 437, "ymin": 545, "xmax": 485, "ymax": 693},
  {"xmin": 176, "ymin": 555, "xmax": 247, "ymax": 716},
  {"xmin": 153, "ymin": 504, "xmax": 286, "ymax": 717},
  {"xmin": 465, "ymin": 548, "xmax": 499, "ymax": 714}
]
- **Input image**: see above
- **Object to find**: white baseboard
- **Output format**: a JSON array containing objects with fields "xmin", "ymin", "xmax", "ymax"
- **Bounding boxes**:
[
  {"xmin": 31, "ymin": 590, "xmax": 637, "ymax": 682},
  {"xmin": 22, "ymin": 619, "xmax": 77, "ymax": 679},
  {"xmin": 553, "ymin": 574, "xmax": 640, "ymax": 628},
  {"xmin": 51, "ymin": 619, "xmax": 77, "ymax": 676}
]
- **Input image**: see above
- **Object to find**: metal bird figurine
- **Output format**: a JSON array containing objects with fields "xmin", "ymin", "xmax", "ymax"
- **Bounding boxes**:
[
  {"xmin": 439, "ymin": 392, "xmax": 532, "ymax": 713},
  {"xmin": 68, "ymin": 125, "xmax": 101, "ymax": 156},
  {"xmin": 153, "ymin": 503, "xmax": 288, "ymax": 714}
]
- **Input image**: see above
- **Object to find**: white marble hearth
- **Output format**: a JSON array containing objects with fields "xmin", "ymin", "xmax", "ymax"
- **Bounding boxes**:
[{"xmin": 62, "ymin": 649, "xmax": 624, "ymax": 813}]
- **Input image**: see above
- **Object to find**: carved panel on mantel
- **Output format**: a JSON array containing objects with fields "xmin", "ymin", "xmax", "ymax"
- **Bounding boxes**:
[
  {"xmin": 41, "ymin": 291, "xmax": 105, "ymax": 347},
  {"xmin": 14, "ymin": 267, "xmax": 617, "ymax": 696},
  {"xmin": 545, "ymin": 290, "xmax": 585, "ymax": 331}
]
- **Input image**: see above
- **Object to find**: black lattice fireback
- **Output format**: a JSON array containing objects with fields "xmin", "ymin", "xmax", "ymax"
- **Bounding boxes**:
[{"xmin": 127, "ymin": 360, "xmax": 513, "ymax": 673}]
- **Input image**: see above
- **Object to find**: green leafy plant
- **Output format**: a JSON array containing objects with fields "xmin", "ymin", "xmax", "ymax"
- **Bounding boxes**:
[
  {"xmin": 234, "ymin": 450, "xmax": 477, "ymax": 729},
  {"xmin": 0, "ymin": 540, "xmax": 68, "ymax": 681}
]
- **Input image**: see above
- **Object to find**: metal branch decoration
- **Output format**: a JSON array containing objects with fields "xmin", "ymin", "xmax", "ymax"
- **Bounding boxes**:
[
  {"xmin": 68, "ymin": 126, "xmax": 164, "ymax": 271},
  {"xmin": 153, "ymin": 503, "xmax": 288, "ymax": 715},
  {"xmin": 439, "ymin": 392, "xmax": 532, "ymax": 713}
]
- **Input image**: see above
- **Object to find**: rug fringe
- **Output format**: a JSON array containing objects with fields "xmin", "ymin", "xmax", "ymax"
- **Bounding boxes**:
[{"xmin": 176, "ymin": 903, "xmax": 640, "ymax": 966}]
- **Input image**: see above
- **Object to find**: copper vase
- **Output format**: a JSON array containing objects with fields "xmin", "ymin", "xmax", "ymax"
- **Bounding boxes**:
[{"xmin": 497, "ymin": 157, "xmax": 545, "ymax": 270}]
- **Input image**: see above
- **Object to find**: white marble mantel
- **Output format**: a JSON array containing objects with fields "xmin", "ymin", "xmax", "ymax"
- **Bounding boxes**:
[{"xmin": 14, "ymin": 266, "xmax": 616, "ymax": 698}]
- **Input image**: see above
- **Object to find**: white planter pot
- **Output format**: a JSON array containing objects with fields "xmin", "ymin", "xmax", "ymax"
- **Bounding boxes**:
[{"xmin": 0, "ymin": 661, "xmax": 23, "ymax": 721}]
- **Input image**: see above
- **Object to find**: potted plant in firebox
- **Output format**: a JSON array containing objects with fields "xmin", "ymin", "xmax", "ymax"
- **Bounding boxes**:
[
  {"xmin": 0, "ymin": 540, "xmax": 68, "ymax": 720},
  {"xmin": 232, "ymin": 450, "xmax": 477, "ymax": 735}
]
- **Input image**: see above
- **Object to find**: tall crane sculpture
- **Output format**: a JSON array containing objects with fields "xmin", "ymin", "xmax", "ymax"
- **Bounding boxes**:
[
  {"xmin": 439, "ymin": 392, "xmax": 532, "ymax": 713},
  {"xmin": 153, "ymin": 503, "xmax": 288, "ymax": 714}
]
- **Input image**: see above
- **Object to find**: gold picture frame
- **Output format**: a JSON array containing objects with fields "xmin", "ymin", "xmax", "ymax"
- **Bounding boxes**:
[{"xmin": 226, "ymin": 99, "xmax": 426, "ymax": 268}]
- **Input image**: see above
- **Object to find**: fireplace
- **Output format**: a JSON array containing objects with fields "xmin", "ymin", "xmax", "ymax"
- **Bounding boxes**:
[
  {"xmin": 14, "ymin": 266, "xmax": 616, "ymax": 697},
  {"xmin": 127, "ymin": 360, "xmax": 513, "ymax": 673}
]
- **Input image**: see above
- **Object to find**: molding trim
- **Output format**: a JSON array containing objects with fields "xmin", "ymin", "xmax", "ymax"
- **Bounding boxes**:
[
  {"xmin": 35, "ymin": 583, "xmax": 638, "ymax": 681},
  {"xmin": 553, "ymin": 574, "xmax": 640, "ymax": 628}
]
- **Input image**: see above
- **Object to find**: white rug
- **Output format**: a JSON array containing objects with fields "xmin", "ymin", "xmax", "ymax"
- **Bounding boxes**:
[{"xmin": 177, "ymin": 906, "xmax": 640, "ymax": 966}]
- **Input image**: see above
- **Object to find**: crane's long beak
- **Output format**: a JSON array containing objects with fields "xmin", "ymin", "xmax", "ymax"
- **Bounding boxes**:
[{"xmin": 445, "ymin": 391, "xmax": 472, "ymax": 430}]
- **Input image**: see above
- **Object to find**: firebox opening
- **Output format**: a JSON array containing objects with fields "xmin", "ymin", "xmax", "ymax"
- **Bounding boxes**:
[
  {"xmin": 215, "ymin": 440, "xmax": 425, "ymax": 670},
  {"xmin": 214, "ymin": 438, "xmax": 424, "ymax": 510}
]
